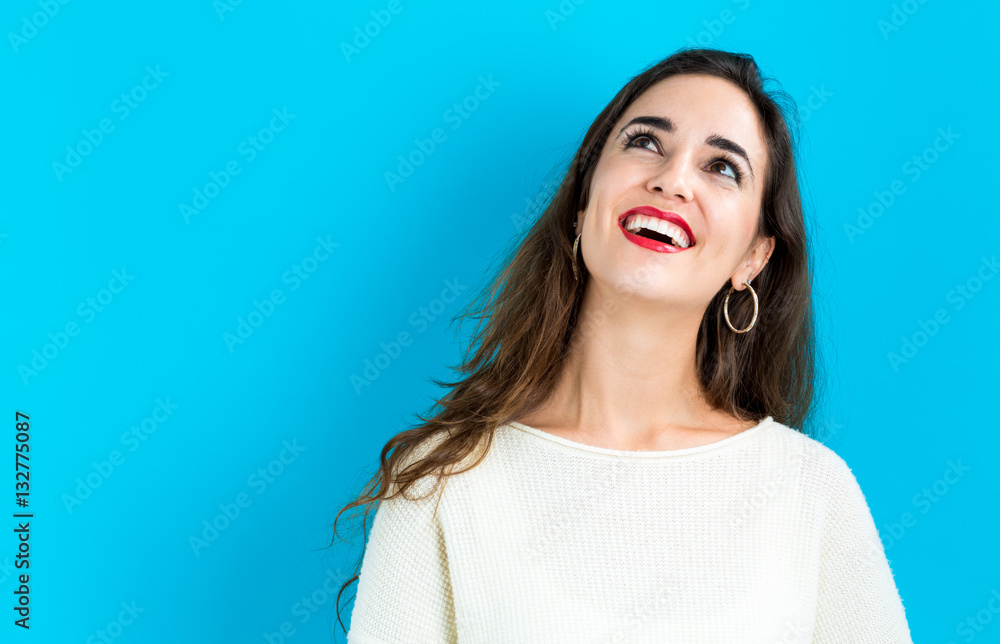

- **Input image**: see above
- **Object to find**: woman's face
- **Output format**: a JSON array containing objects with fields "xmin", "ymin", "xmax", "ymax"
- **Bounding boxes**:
[{"xmin": 578, "ymin": 73, "xmax": 774, "ymax": 309}]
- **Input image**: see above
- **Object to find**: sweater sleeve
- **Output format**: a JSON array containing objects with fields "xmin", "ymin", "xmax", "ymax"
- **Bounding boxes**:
[
  {"xmin": 346, "ymin": 454, "xmax": 458, "ymax": 643},
  {"xmin": 813, "ymin": 453, "xmax": 913, "ymax": 644}
]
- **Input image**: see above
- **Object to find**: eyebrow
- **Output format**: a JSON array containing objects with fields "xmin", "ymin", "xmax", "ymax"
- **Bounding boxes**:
[{"xmin": 617, "ymin": 115, "xmax": 755, "ymax": 181}]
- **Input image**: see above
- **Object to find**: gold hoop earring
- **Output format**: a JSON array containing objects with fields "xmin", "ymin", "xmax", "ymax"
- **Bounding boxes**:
[
  {"xmin": 571, "ymin": 233, "xmax": 582, "ymax": 282},
  {"xmin": 723, "ymin": 279, "xmax": 759, "ymax": 333}
]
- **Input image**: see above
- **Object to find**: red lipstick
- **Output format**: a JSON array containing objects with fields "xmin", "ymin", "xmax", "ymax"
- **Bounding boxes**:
[{"xmin": 617, "ymin": 206, "xmax": 696, "ymax": 253}]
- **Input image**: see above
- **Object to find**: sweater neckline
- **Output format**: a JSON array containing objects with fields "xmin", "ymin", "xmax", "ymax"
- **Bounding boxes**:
[{"xmin": 504, "ymin": 416, "xmax": 773, "ymax": 458}]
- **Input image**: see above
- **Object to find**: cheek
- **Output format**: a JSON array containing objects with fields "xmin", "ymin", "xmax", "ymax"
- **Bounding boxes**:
[
  {"xmin": 595, "ymin": 153, "xmax": 649, "ymax": 187},
  {"xmin": 590, "ymin": 166, "xmax": 620, "ymax": 198},
  {"xmin": 707, "ymin": 194, "xmax": 759, "ymax": 240},
  {"xmin": 703, "ymin": 212, "xmax": 756, "ymax": 265},
  {"xmin": 584, "ymin": 165, "xmax": 624, "ymax": 214}
]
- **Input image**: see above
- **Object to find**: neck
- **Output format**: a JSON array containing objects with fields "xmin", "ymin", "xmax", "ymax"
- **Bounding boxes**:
[{"xmin": 537, "ymin": 278, "xmax": 740, "ymax": 441}]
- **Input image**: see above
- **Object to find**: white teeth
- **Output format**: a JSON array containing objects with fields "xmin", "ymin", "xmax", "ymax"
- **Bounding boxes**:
[{"xmin": 624, "ymin": 214, "xmax": 691, "ymax": 248}]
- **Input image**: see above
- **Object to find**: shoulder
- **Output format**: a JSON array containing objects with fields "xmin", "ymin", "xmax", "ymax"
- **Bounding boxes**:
[
  {"xmin": 387, "ymin": 425, "xmax": 492, "ymax": 500},
  {"xmin": 759, "ymin": 418, "xmax": 865, "ymax": 494},
  {"xmin": 384, "ymin": 428, "xmax": 452, "ymax": 499},
  {"xmin": 763, "ymin": 419, "xmax": 882, "ymax": 526}
]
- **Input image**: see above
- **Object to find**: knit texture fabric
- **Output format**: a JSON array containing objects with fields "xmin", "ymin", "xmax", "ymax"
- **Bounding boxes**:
[{"xmin": 347, "ymin": 416, "xmax": 913, "ymax": 643}]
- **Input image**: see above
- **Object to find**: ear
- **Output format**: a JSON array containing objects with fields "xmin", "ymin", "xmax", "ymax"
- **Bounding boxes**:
[{"xmin": 730, "ymin": 235, "xmax": 776, "ymax": 290}]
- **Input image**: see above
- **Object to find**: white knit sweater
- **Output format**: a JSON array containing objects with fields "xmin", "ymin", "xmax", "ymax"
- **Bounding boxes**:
[{"xmin": 346, "ymin": 416, "xmax": 913, "ymax": 643}]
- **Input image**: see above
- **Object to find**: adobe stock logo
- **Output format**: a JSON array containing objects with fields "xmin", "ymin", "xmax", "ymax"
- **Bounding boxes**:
[
  {"xmin": 223, "ymin": 235, "xmax": 339, "ymax": 354},
  {"xmin": 886, "ymin": 255, "xmax": 997, "ymax": 372},
  {"xmin": 84, "ymin": 600, "xmax": 144, "ymax": 644},
  {"xmin": 62, "ymin": 398, "xmax": 179, "ymax": 514},
  {"xmin": 511, "ymin": 178, "xmax": 560, "ymax": 233},
  {"xmin": 844, "ymin": 126, "xmax": 960, "ymax": 244},
  {"xmin": 340, "ymin": 0, "xmax": 407, "ymax": 63},
  {"xmin": 681, "ymin": 0, "xmax": 752, "ymax": 48},
  {"xmin": 8, "ymin": 0, "xmax": 72, "ymax": 53},
  {"xmin": 180, "ymin": 107, "xmax": 296, "ymax": 223},
  {"xmin": 52, "ymin": 65, "xmax": 169, "ymax": 182},
  {"xmin": 189, "ymin": 439, "xmax": 306, "ymax": 557},
  {"xmin": 214, "ymin": 0, "xmax": 246, "ymax": 21},
  {"xmin": 947, "ymin": 588, "xmax": 1000, "ymax": 644},
  {"xmin": 383, "ymin": 75, "xmax": 500, "ymax": 192},
  {"xmin": 262, "ymin": 566, "xmax": 351, "ymax": 642},
  {"xmin": 877, "ymin": 458, "xmax": 971, "ymax": 554},
  {"xmin": 798, "ymin": 84, "xmax": 833, "ymax": 123},
  {"xmin": 544, "ymin": 0, "xmax": 587, "ymax": 31},
  {"xmin": 350, "ymin": 278, "xmax": 468, "ymax": 395},
  {"xmin": 877, "ymin": 0, "xmax": 930, "ymax": 40},
  {"xmin": 18, "ymin": 268, "xmax": 135, "ymax": 385}
]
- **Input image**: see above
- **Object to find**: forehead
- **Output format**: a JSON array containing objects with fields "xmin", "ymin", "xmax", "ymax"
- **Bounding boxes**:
[{"xmin": 619, "ymin": 74, "xmax": 767, "ymax": 167}]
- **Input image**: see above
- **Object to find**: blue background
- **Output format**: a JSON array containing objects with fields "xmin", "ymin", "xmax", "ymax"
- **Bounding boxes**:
[{"xmin": 1, "ymin": 0, "xmax": 997, "ymax": 642}]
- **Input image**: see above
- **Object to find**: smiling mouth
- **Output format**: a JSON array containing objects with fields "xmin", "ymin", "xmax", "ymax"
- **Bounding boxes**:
[
  {"xmin": 629, "ymin": 226, "xmax": 682, "ymax": 247},
  {"xmin": 622, "ymin": 214, "xmax": 692, "ymax": 249}
]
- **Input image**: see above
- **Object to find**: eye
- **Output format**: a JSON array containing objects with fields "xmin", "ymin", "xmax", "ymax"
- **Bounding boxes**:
[
  {"xmin": 620, "ymin": 126, "xmax": 746, "ymax": 187},
  {"xmin": 620, "ymin": 126, "xmax": 660, "ymax": 153},
  {"xmin": 708, "ymin": 156, "xmax": 743, "ymax": 185}
]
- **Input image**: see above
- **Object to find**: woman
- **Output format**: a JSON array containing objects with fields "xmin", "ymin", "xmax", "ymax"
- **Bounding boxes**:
[{"xmin": 333, "ymin": 47, "xmax": 913, "ymax": 643}]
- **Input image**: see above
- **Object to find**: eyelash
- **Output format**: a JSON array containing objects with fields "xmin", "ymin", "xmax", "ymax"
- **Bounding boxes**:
[{"xmin": 620, "ymin": 127, "xmax": 744, "ymax": 185}]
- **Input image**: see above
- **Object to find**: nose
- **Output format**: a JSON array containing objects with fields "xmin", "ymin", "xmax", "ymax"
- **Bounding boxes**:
[{"xmin": 647, "ymin": 150, "xmax": 694, "ymax": 202}]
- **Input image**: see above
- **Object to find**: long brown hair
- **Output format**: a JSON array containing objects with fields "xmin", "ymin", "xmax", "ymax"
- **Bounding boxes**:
[{"xmin": 329, "ymin": 46, "xmax": 821, "ymax": 635}]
